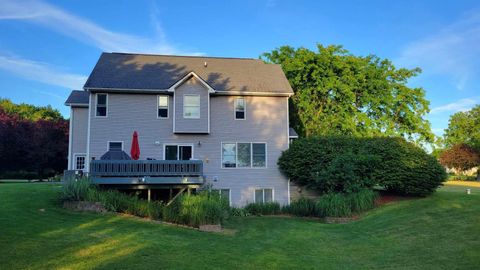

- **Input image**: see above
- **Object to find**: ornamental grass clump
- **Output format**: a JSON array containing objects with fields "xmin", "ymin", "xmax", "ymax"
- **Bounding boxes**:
[
  {"xmin": 163, "ymin": 191, "xmax": 229, "ymax": 227},
  {"xmin": 244, "ymin": 202, "xmax": 281, "ymax": 216},
  {"xmin": 61, "ymin": 176, "xmax": 91, "ymax": 201},
  {"xmin": 282, "ymin": 197, "xmax": 318, "ymax": 217}
]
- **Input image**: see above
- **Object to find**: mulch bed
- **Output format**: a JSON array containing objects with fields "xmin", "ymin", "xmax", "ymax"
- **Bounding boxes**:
[{"xmin": 375, "ymin": 191, "xmax": 417, "ymax": 206}]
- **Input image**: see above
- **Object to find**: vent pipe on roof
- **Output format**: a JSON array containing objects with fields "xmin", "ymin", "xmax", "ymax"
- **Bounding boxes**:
[{"xmin": 204, "ymin": 61, "xmax": 207, "ymax": 67}]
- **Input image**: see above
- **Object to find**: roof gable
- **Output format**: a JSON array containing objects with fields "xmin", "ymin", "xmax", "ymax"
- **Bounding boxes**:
[{"xmin": 168, "ymin": 72, "xmax": 215, "ymax": 93}]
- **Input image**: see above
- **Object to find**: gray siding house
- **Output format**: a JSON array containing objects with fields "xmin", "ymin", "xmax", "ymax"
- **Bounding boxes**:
[{"xmin": 65, "ymin": 52, "xmax": 295, "ymax": 206}]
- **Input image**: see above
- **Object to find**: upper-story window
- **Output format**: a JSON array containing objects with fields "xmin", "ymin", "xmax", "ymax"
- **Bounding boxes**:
[
  {"xmin": 108, "ymin": 141, "xmax": 123, "ymax": 151},
  {"xmin": 96, "ymin": 94, "xmax": 107, "ymax": 117},
  {"xmin": 234, "ymin": 98, "xmax": 245, "ymax": 120},
  {"xmin": 158, "ymin": 96, "xmax": 169, "ymax": 118},
  {"xmin": 221, "ymin": 142, "xmax": 266, "ymax": 168},
  {"xmin": 183, "ymin": 95, "xmax": 200, "ymax": 119}
]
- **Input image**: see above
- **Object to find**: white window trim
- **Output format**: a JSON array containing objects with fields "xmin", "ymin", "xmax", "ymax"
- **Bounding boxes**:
[
  {"xmin": 234, "ymin": 97, "xmax": 246, "ymax": 120},
  {"xmin": 95, "ymin": 93, "xmax": 108, "ymax": 118},
  {"xmin": 162, "ymin": 143, "xmax": 195, "ymax": 160},
  {"xmin": 220, "ymin": 142, "xmax": 267, "ymax": 169},
  {"xmin": 183, "ymin": 94, "xmax": 200, "ymax": 119},
  {"xmin": 73, "ymin": 153, "xmax": 86, "ymax": 171},
  {"xmin": 253, "ymin": 188, "xmax": 275, "ymax": 203},
  {"xmin": 157, "ymin": 95, "xmax": 169, "ymax": 119},
  {"xmin": 107, "ymin": 141, "xmax": 124, "ymax": 151}
]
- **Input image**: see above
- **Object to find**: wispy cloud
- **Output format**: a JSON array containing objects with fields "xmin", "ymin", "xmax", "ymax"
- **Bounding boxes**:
[
  {"xmin": 396, "ymin": 11, "xmax": 480, "ymax": 90},
  {"xmin": 430, "ymin": 97, "xmax": 479, "ymax": 114},
  {"xmin": 0, "ymin": 0, "xmax": 201, "ymax": 55},
  {"xmin": 0, "ymin": 54, "xmax": 87, "ymax": 89}
]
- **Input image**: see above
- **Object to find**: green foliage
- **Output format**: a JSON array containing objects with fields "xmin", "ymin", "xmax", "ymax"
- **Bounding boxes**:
[
  {"xmin": 229, "ymin": 207, "xmax": 250, "ymax": 217},
  {"xmin": 348, "ymin": 189, "xmax": 377, "ymax": 213},
  {"xmin": 444, "ymin": 105, "xmax": 480, "ymax": 151},
  {"xmin": 317, "ymin": 193, "xmax": 352, "ymax": 217},
  {"xmin": 163, "ymin": 192, "xmax": 229, "ymax": 227},
  {"xmin": 61, "ymin": 177, "xmax": 91, "ymax": 201},
  {"xmin": 244, "ymin": 202, "xmax": 281, "ymax": 216},
  {"xmin": 367, "ymin": 137, "xmax": 448, "ymax": 196},
  {"xmin": 0, "ymin": 98, "xmax": 64, "ymax": 121},
  {"xmin": 447, "ymin": 174, "xmax": 478, "ymax": 181},
  {"xmin": 279, "ymin": 136, "xmax": 447, "ymax": 196},
  {"xmin": 282, "ymin": 197, "xmax": 317, "ymax": 217},
  {"xmin": 262, "ymin": 44, "xmax": 434, "ymax": 144}
]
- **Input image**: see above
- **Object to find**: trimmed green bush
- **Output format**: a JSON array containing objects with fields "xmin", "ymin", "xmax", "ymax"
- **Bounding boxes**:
[
  {"xmin": 282, "ymin": 197, "xmax": 317, "ymax": 217},
  {"xmin": 163, "ymin": 192, "xmax": 229, "ymax": 227},
  {"xmin": 61, "ymin": 177, "xmax": 91, "ymax": 201},
  {"xmin": 245, "ymin": 202, "xmax": 281, "ymax": 216},
  {"xmin": 279, "ymin": 136, "xmax": 447, "ymax": 196},
  {"xmin": 229, "ymin": 207, "xmax": 250, "ymax": 217}
]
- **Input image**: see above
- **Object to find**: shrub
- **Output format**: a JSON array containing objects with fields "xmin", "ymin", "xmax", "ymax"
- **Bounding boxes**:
[
  {"xmin": 282, "ymin": 197, "xmax": 317, "ymax": 217},
  {"xmin": 348, "ymin": 189, "xmax": 377, "ymax": 213},
  {"xmin": 279, "ymin": 136, "xmax": 447, "ymax": 196},
  {"xmin": 229, "ymin": 207, "xmax": 250, "ymax": 217},
  {"xmin": 447, "ymin": 174, "xmax": 477, "ymax": 181},
  {"xmin": 367, "ymin": 138, "xmax": 447, "ymax": 196},
  {"xmin": 317, "ymin": 193, "xmax": 352, "ymax": 217},
  {"xmin": 245, "ymin": 202, "xmax": 281, "ymax": 216},
  {"xmin": 163, "ymin": 192, "xmax": 229, "ymax": 227},
  {"xmin": 61, "ymin": 177, "xmax": 91, "ymax": 201}
]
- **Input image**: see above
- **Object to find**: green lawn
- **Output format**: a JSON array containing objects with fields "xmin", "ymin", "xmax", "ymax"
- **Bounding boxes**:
[{"xmin": 1, "ymin": 183, "xmax": 479, "ymax": 270}]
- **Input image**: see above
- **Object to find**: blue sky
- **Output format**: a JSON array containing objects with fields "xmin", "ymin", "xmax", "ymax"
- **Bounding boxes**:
[{"xmin": 0, "ymin": 0, "xmax": 479, "ymax": 137}]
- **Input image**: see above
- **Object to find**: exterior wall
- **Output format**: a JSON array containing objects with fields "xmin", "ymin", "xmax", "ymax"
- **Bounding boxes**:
[
  {"xmin": 69, "ymin": 107, "xmax": 88, "ymax": 170},
  {"xmin": 174, "ymin": 77, "xmax": 209, "ymax": 133},
  {"xmin": 85, "ymin": 81, "xmax": 290, "ymax": 206}
]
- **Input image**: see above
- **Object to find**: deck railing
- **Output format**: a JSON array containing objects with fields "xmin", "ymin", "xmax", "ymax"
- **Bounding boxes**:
[{"xmin": 90, "ymin": 160, "xmax": 203, "ymax": 177}]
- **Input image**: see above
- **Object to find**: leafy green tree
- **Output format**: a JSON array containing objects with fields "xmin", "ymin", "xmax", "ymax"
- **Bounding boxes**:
[
  {"xmin": 0, "ymin": 98, "xmax": 63, "ymax": 121},
  {"xmin": 262, "ymin": 44, "xmax": 434, "ymax": 144},
  {"xmin": 444, "ymin": 105, "xmax": 480, "ymax": 151}
]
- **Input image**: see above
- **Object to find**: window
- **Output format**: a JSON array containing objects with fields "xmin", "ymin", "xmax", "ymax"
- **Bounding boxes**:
[
  {"xmin": 252, "ymin": 143, "xmax": 266, "ymax": 167},
  {"xmin": 234, "ymin": 98, "xmax": 245, "ymax": 119},
  {"xmin": 255, "ymin": 189, "xmax": 273, "ymax": 203},
  {"xmin": 74, "ymin": 154, "xmax": 86, "ymax": 170},
  {"xmin": 158, "ymin": 96, "xmax": 169, "ymax": 118},
  {"xmin": 221, "ymin": 143, "xmax": 236, "ymax": 168},
  {"xmin": 213, "ymin": 189, "xmax": 230, "ymax": 205},
  {"xmin": 96, "ymin": 94, "xmax": 107, "ymax": 117},
  {"xmin": 164, "ymin": 145, "xmax": 193, "ymax": 160},
  {"xmin": 221, "ymin": 143, "xmax": 266, "ymax": 168},
  {"xmin": 108, "ymin": 141, "xmax": 123, "ymax": 151},
  {"xmin": 183, "ymin": 95, "xmax": 200, "ymax": 118}
]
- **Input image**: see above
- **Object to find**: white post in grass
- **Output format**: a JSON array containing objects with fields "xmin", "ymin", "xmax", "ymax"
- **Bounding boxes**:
[
  {"xmin": 466, "ymin": 189, "xmax": 471, "ymax": 195},
  {"xmin": 148, "ymin": 189, "xmax": 151, "ymax": 201}
]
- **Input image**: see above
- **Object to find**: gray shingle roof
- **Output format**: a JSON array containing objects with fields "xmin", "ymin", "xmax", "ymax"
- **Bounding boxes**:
[
  {"xmin": 84, "ymin": 53, "xmax": 293, "ymax": 95},
  {"xmin": 65, "ymin": 90, "xmax": 89, "ymax": 105}
]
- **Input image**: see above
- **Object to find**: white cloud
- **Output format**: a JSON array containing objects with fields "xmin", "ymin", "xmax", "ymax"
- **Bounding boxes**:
[
  {"xmin": 396, "ymin": 11, "xmax": 480, "ymax": 90},
  {"xmin": 430, "ymin": 97, "xmax": 479, "ymax": 114},
  {"xmin": 0, "ymin": 54, "xmax": 87, "ymax": 89},
  {"xmin": 0, "ymin": 0, "xmax": 202, "ymax": 55}
]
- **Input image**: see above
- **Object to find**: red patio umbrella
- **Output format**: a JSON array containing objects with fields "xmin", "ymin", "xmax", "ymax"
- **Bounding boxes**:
[{"xmin": 130, "ymin": 131, "xmax": 140, "ymax": 160}]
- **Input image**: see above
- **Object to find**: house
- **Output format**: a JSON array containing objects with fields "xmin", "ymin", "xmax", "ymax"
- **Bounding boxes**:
[{"xmin": 65, "ymin": 52, "xmax": 296, "ymax": 206}]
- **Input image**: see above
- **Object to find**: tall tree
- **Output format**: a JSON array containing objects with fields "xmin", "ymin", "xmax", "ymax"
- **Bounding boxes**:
[
  {"xmin": 0, "ymin": 98, "xmax": 63, "ymax": 121},
  {"xmin": 262, "ymin": 44, "xmax": 434, "ymax": 144},
  {"xmin": 444, "ymin": 105, "xmax": 480, "ymax": 151}
]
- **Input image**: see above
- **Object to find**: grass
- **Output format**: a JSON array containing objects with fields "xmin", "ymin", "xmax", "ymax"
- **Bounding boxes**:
[
  {"xmin": 446, "ymin": 180, "xmax": 480, "ymax": 188},
  {"xmin": 1, "ymin": 183, "xmax": 479, "ymax": 270}
]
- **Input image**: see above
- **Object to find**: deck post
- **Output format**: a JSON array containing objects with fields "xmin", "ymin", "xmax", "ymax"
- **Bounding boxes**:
[
  {"xmin": 169, "ymin": 188, "xmax": 173, "ymax": 200},
  {"xmin": 147, "ymin": 189, "xmax": 151, "ymax": 202}
]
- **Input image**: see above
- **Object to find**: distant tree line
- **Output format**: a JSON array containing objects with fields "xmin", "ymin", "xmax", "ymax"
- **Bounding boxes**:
[{"xmin": 0, "ymin": 98, "xmax": 68, "ymax": 179}]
